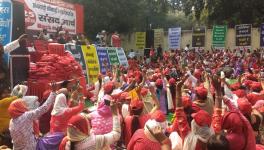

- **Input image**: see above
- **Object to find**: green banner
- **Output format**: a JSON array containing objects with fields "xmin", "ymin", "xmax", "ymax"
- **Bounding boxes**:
[
  {"xmin": 212, "ymin": 25, "xmax": 227, "ymax": 48},
  {"xmin": 107, "ymin": 47, "xmax": 120, "ymax": 65}
]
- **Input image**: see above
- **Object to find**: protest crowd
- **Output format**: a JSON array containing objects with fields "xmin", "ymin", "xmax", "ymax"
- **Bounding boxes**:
[
  {"xmin": 0, "ymin": 26, "xmax": 264, "ymax": 150},
  {"xmin": 1, "ymin": 1, "xmax": 264, "ymax": 149}
]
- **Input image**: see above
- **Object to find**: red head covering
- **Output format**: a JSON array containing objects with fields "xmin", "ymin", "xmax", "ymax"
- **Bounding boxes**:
[
  {"xmin": 68, "ymin": 114, "xmax": 89, "ymax": 135},
  {"xmin": 130, "ymin": 99, "xmax": 144, "ymax": 109},
  {"xmin": 155, "ymin": 68, "xmax": 160, "ymax": 73},
  {"xmin": 237, "ymin": 98, "xmax": 252, "ymax": 115},
  {"xmin": 250, "ymin": 82, "xmax": 262, "ymax": 91},
  {"xmin": 194, "ymin": 69, "xmax": 202, "ymax": 80},
  {"xmin": 169, "ymin": 78, "xmax": 176, "ymax": 85},
  {"xmin": 230, "ymin": 82, "xmax": 241, "ymax": 91},
  {"xmin": 243, "ymin": 80, "xmax": 253, "ymax": 87},
  {"xmin": 152, "ymin": 74, "xmax": 158, "ymax": 82},
  {"xmin": 155, "ymin": 79, "xmax": 163, "ymax": 86},
  {"xmin": 191, "ymin": 110, "xmax": 211, "ymax": 127},
  {"xmin": 222, "ymin": 111, "xmax": 255, "ymax": 150},
  {"xmin": 140, "ymin": 88, "xmax": 149, "ymax": 97},
  {"xmin": 232, "ymin": 89, "xmax": 246, "ymax": 98},
  {"xmin": 103, "ymin": 82, "xmax": 115, "ymax": 94},
  {"xmin": 151, "ymin": 110, "xmax": 166, "ymax": 122},
  {"xmin": 163, "ymin": 68, "xmax": 170, "ymax": 76},
  {"xmin": 195, "ymin": 86, "xmax": 208, "ymax": 99},
  {"xmin": 8, "ymin": 99, "xmax": 28, "ymax": 118},
  {"xmin": 182, "ymin": 96, "xmax": 192, "ymax": 108}
]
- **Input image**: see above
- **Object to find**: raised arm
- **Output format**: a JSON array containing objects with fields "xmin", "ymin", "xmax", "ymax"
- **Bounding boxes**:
[
  {"xmin": 95, "ymin": 102, "xmax": 121, "ymax": 149},
  {"xmin": 4, "ymin": 34, "xmax": 27, "ymax": 53},
  {"xmin": 26, "ymin": 82, "xmax": 57, "ymax": 120},
  {"xmin": 168, "ymin": 75, "xmax": 190, "ymax": 139},
  {"xmin": 211, "ymin": 75, "xmax": 223, "ymax": 133}
]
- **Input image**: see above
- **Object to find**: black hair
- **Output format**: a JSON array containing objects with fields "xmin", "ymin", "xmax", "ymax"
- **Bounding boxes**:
[
  {"xmin": 207, "ymin": 134, "xmax": 229, "ymax": 150},
  {"xmin": 130, "ymin": 108, "xmax": 143, "ymax": 136},
  {"xmin": 251, "ymin": 114, "xmax": 262, "ymax": 132},
  {"xmin": 61, "ymin": 80, "xmax": 70, "ymax": 88},
  {"xmin": 70, "ymin": 141, "xmax": 75, "ymax": 150}
]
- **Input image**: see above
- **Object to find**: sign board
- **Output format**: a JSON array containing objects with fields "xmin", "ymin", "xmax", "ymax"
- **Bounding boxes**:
[
  {"xmin": 65, "ymin": 44, "xmax": 87, "ymax": 80},
  {"xmin": 96, "ymin": 47, "xmax": 111, "ymax": 74},
  {"xmin": 135, "ymin": 32, "xmax": 146, "ymax": 50},
  {"xmin": 107, "ymin": 47, "xmax": 119, "ymax": 65},
  {"xmin": 154, "ymin": 28, "xmax": 164, "ymax": 48},
  {"xmin": 168, "ymin": 27, "xmax": 181, "ymax": 49},
  {"xmin": 212, "ymin": 25, "xmax": 227, "ymax": 48},
  {"xmin": 235, "ymin": 24, "xmax": 251, "ymax": 47},
  {"xmin": 82, "ymin": 45, "xmax": 100, "ymax": 84},
  {"xmin": 192, "ymin": 27, "xmax": 206, "ymax": 47},
  {"xmin": 116, "ymin": 47, "xmax": 128, "ymax": 67},
  {"xmin": 24, "ymin": 0, "xmax": 78, "ymax": 33}
]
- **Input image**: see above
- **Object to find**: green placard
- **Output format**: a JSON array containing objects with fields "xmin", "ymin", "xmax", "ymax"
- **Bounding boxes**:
[
  {"xmin": 212, "ymin": 25, "xmax": 227, "ymax": 48},
  {"xmin": 107, "ymin": 47, "xmax": 120, "ymax": 65}
]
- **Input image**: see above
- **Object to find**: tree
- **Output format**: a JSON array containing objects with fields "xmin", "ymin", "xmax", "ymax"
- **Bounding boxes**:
[{"xmin": 179, "ymin": 0, "xmax": 264, "ymax": 27}]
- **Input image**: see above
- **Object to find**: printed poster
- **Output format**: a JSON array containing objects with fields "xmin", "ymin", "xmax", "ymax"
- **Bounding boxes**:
[
  {"xmin": 96, "ymin": 47, "xmax": 111, "ymax": 74},
  {"xmin": 135, "ymin": 32, "xmax": 146, "ymax": 50},
  {"xmin": 235, "ymin": 24, "xmax": 251, "ymax": 47},
  {"xmin": 81, "ymin": 45, "xmax": 100, "ymax": 84},
  {"xmin": 192, "ymin": 27, "xmax": 206, "ymax": 47},
  {"xmin": 116, "ymin": 47, "xmax": 128, "ymax": 67},
  {"xmin": 168, "ymin": 27, "xmax": 181, "ymax": 49},
  {"xmin": 0, "ymin": 0, "xmax": 12, "ymax": 64},
  {"xmin": 154, "ymin": 28, "xmax": 164, "ymax": 48},
  {"xmin": 24, "ymin": 0, "xmax": 76, "ymax": 33},
  {"xmin": 107, "ymin": 47, "xmax": 120, "ymax": 65},
  {"xmin": 212, "ymin": 25, "xmax": 227, "ymax": 48},
  {"xmin": 65, "ymin": 44, "xmax": 87, "ymax": 80}
]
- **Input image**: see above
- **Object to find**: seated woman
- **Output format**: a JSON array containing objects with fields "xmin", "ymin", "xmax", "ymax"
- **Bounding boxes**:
[
  {"xmin": 59, "ymin": 102, "xmax": 121, "ymax": 150},
  {"xmin": 208, "ymin": 75, "xmax": 256, "ymax": 150},
  {"xmin": 49, "ymin": 89, "xmax": 84, "ymax": 134},
  {"xmin": 124, "ymin": 85, "xmax": 160, "ymax": 146}
]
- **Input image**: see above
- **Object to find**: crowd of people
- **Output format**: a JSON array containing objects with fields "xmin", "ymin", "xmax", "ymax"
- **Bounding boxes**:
[
  {"xmin": 38, "ymin": 28, "xmax": 90, "ymax": 45},
  {"xmin": 0, "ymin": 42, "xmax": 264, "ymax": 150}
]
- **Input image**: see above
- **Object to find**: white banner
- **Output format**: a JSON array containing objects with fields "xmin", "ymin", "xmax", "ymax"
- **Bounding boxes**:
[
  {"xmin": 116, "ymin": 48, "xmax": 128, "ymax": 67},
  {"xmin": 24, "ymin": 0, "xmax": 76, "ymax": 33},
  {"xmin": 168, "ymin": 28, "xmax": 181, "ymax": 49}
]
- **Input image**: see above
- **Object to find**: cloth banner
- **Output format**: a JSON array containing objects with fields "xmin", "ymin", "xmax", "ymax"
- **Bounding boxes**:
[
  {"xmin": 82, "ymin": 45, "xmax": 99, "ymax": 84},
  {"xmin": 24, "ymin": 0, "xmax": 76, "ymax": 33},
  {"xmin": 96, "ymin": 47, "xmax": 111, "ymax": 74},
  {"xmin": 0, "ymin": 0, "xmax": 12, "ymax": 64},
  {"xmin": 168, "ymin": 28, "xmax": 181, "ymax": 49},
  {"xmin": 135, "ymin": 32, "xmax": 146, "ymax": 50},
  {"xmin": 192, "ymin": 27, "xmax": 206, "ymax": 47},
  {"xmin": 116, "ymin": 47, "xmax": 128, "ymax": 67},
  {"xmin": 212, "ymin": 25, "xmax": 227, "ymax": 48},
  {"xmin": 235, "ymin": 24, "xmax": 251, "ymax": 47},
  {"xmin": 65, "ymin": 44, "xmax": 87, "ymax": 80},
  {"xmin": 154, "ymin": 29, "xmax": 164, "ymax": 48},
  {"xmin": 107, "ymin": 47, "xmax": 120, "ymax": 65},
  {"xmin": 260, "ymin": 23, "xmax": 264, "ymax": 47}
]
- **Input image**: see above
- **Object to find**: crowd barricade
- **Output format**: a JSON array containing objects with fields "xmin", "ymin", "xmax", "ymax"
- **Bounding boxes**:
[{"xmin": 48, "ymin": 43, "xmax": 65, "ymax": 56}]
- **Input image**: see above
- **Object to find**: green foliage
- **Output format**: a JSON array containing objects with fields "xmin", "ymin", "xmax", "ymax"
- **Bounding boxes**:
[
  {"xmin": 65, "ymin": 0, "xmax": 194, "ymax": 39},
  {"xmin": 180, "ymin": 0, "xmax": 264, "ymax": 27}
]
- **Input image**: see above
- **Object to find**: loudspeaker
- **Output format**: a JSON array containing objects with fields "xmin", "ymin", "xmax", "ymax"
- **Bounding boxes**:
[
  {"xmin": 12, "ymin": 1, "xmax": 25, "ymax": 41},
  {"xmin": 145, "ymin": 30, "xmax": 154, "ymax": 49}
]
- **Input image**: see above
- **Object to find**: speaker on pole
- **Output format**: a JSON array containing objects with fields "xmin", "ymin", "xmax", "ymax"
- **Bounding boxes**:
[
  {"xmin": 12, "ymin": 1, "xmax": 25, "ymax": 41},
  {"xmin": 145, "ymin": 30, "xmax": 154, "ymax": 49}
]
